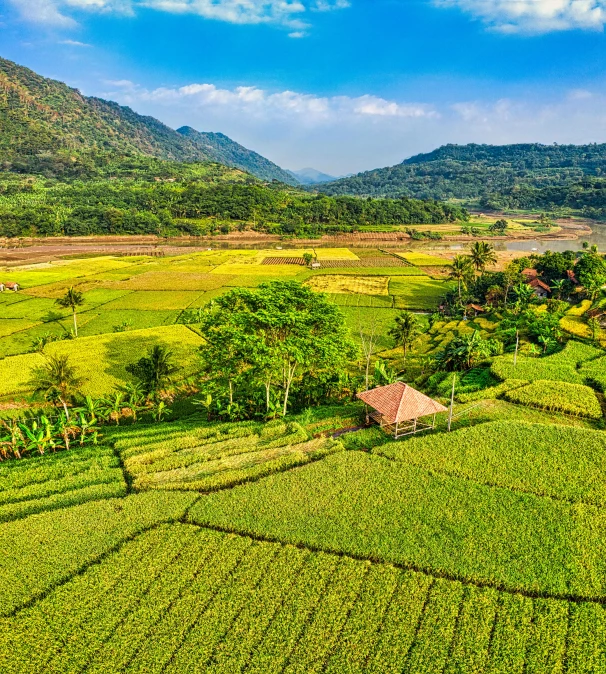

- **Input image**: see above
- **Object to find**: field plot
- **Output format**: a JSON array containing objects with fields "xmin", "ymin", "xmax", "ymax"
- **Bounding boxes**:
[
  {"xmin": 306, "ymin": 275, "xmax": 390, "ymax": 296},
  {"xmin": 398, "ymin": 252, "xmax": 453, "ymax": 267},
  {"xmin": 0, "ymin": 491, "xmax": 199, "ymax": 617},
  {"xmin": 389, "ymin": 277, "xmax": 449, "ymax": 309},
  {"xmin": 375, "ymin": 421, "xmax": 606, "ymax": 505},
  {"xmin": 0, "ymin": 325, "xmax": 203, "ymax": 398},
  {"xmin": 0, "ymin": 445, "xmax": 126, "ymax": 522},
  {"xmin": 101, "ymin": 291, "xmax": 204, "ymax": 311},
  {"xmin": 503, "ymin": 380, "xmax": 603, "ymax": 418},
  {"xmin": 114, "ymin": 419, "xmax": 343, "ymax": 492},
  {"xmin": 108, "ymin": 271, "xmax": 228, "ymax": 291},
  {"xmin": 190, "ymin": 450, "xmax": 606, "ymax": 599},
  {"xmin": 328, "ymin": 293, "xmax": 394, "ymax": 308},
  {"xmin": 1, "ymin": 521, "xmax": 603, "ymax": 674},
  {"xmin": 491, "ymin": 341, "xmax": 604, "ymax": 385}
]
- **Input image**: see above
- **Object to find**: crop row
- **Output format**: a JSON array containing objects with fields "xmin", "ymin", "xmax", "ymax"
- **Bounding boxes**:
[
  {"xmin": 0, "ymin": 490, "xmax": 198, "ymax": 616},
  {"xmin": 3, "ymin": 524, "xmax": 606, "ymax": 672},
  {"xmin": 374, "ymin": 421, "xmax": 606, "ymax": 506},
  {"xmin": 0, "ymin": 445, "xmax": 126, "ymax": 522},
  {"xmin": 116, "ymin": 419, "xmax": 344, "ymax": 492},
  {"xmin": 189, "ymin": 450, "xmax": 606, "ymax": 599},
  {"xmin": 503, "ymin": 380, "xmax": 603, "ymax": 419}
]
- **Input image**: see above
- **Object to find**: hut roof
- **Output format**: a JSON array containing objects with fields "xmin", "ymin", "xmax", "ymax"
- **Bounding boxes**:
[
  {"xmin": 357, "ymin": 382, "xmax": 447, "ymax": 424},
  {"xmin": 466, "ymin": 303, "xmax": 484, "ymax": 312},
  {"xmin": 522, "ymin": 268, "xmax": 538, "ymax": 280}
]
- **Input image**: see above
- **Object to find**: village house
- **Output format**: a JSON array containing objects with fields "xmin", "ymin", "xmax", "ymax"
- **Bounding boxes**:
[{"xmin": 528, "ymin": 277, "xmax": 551, "ymax": 299}]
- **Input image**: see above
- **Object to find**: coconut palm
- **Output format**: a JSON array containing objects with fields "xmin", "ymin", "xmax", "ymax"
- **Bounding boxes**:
[
  {"xmin": 388, "ymin": 311, "xmax": 420, "ymax": 362},
  {"xmin": 29, "ymin": 354, "xmax": 85, "ymax": 420},
  {"xmin": 469, "ymin": 241, "xmax": 497, "ymax": 275},
  {"xmin": 56, "ymin": 287, "xmax": 85, "ymax": 337},
  {"xmin": 448, "ymin": 255, "xmax": 475, "ymax": 301},
  {"xmin": 126, "ymin": 345, "xmax": 181, "ymax": 397}
]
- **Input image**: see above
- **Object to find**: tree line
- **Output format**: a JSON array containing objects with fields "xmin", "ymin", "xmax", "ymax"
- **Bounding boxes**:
[{"xmin": 0, "ymin": 177, "xmax": 468, "ymax": 238}]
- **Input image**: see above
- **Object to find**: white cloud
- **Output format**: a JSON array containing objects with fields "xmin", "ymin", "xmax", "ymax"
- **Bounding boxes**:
[
  {"xmin": 97, "ymin": 78, "xmax": 606, "ymax": 175},
  {"xmin": 102, "ymin": 80, "xmax": 438, "ymax": 126},
  {"xmin": 10, "ymin": 0, "xmax": 76, "ymax": 26},
  {"xmin": 9, "ymin": 0, "xmax": 347, "ymax": 29},
  {"xmin": 436, "ymin": 0, "xmax": 606, "ymax": 33},
  {"xmin": 58, "ymin": 38, "xmax": 92, "ymax": 45}
]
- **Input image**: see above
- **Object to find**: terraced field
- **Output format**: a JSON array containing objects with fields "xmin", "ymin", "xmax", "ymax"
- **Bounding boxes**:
[{"xmin": 1, "ymin": 409, "xmax": 606, "ymax": 671}]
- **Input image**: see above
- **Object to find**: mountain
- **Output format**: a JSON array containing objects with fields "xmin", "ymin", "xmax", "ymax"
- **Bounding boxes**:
[
  {"xmin": 289, "ymin": 167, "xmax": 337, "ymax": 184},
  {"xmin": 176, "ymin": 127, "xmax": 296, "ymax": 184},
  {"xmin": 318, "ymin": 143, "xmax": 606, "ymax": 202},
  {"xmin": 0, "ymin": 56, "xmax": 295, "ymax": 183}
]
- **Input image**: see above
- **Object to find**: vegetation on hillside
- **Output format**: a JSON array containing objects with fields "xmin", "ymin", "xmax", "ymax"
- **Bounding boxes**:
[
  {"xmin": 0, "ymin": 170, "xmax": 468, "ymax": 238},
  {"xmin": 319, "ymin": 142, "xmax": 606, "ymax": 215},
  {"xmin": 0, "ymin": 57, "xmax": 295, "ymax": 183}
]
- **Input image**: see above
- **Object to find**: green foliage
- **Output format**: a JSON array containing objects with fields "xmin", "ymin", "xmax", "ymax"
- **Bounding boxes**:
[
  {"xmin": 0, "ymin": 57, "xmax": 293, "ymax": 183},
  {"xmin": 125, "ymin": 345, "xmax": 181, "ymax": 396},
  {"xmin": 504, "ymin": 380, "xmax": 602, "ymax": 419},
  {"xmin": 0, "ymin": 177, "xmax": 469, "ymax": 238},
  {"xmin": 319, "ymin": 142, "xmax": 606, "ymax": 208}
]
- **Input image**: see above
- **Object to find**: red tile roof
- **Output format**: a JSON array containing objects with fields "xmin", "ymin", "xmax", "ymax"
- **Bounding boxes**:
[
  {"xmin": 522, "ymin": 268, "xmax": 538, "ymax": 279},
  {"xmin": 357, "ymin": 382, "xmax": 447, "ymax": 424},
  {"xmin": 529, "ymin": 278, "xmax": 551, "ymax": 292}
]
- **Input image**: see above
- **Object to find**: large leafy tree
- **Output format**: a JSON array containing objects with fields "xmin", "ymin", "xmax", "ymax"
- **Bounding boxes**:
[
  {"xmin": 576, "ymin": 252, "xmax": 606, "ymax": 299},
  {"xmin": 56, "ymin": 287, "xmax": 85, "ymax": 337},
  {"xmin": 199, "ymin": 281, "xmax": 357, "ymax": 417},
  {"xmin": 126, "ymin": 345, "xmax": 181, "ymax": 397},
  {"xmin": 389, "ymin": 311, "xmax": 420, "ymax": 362},
  {"xmin": 469, "ymin": 241, "xmax": 497, "ymax": 275},
  {"xmin": 29, "ymin": 354, "xmax": 85, "ymax": 419}
]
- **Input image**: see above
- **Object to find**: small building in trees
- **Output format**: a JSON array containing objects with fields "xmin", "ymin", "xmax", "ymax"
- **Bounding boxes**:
[
  {"xmin": 528, "ymin": 278, "xmax": 551, "ymax": 299},
  {"xmin": 465, "ymin": 303, "xmax": 484, "ymax": 317},
  {"xmin": 357, "ymin": 382, "xmax": 447, "ymax": 439}
]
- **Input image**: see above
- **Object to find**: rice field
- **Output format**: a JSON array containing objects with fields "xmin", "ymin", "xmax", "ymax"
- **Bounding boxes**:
[{"xmin": 0, "ymin": 325, "xmax": 204, "ymax": 398}]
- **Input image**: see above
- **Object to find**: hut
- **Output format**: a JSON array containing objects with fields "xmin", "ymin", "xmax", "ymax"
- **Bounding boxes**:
[
  {"xmin": 357, "ymin": 382, "xmax": 447, "ymax": 439},
  {"xmin": 465, "ymin": 303, "xmax": 484, "ymax": 317},
  {"xmin": 3, "ymin": 282, "xmax": 19, "ymax": 292}
]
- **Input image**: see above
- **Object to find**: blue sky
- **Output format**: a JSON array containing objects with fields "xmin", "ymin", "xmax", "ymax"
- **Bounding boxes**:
[{"xmin": 3, "ymin": 0, "xmax": 606, "ymax": 174}]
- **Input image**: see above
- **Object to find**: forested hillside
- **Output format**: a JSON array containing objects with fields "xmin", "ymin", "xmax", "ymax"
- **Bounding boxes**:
[
  {"xmin": 0, "ymin": 165, "xmax": 468, "ymax": 237},
  {"xmin": 319, "ymin": 143, "xmax": 606, "ymax": 212},
  {"xmin": 0, "ymin": 57, "xmax": 295, "ymax": 183}
]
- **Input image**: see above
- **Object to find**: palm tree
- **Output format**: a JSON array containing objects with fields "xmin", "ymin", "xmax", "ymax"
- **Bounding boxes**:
[
  {"xmin": 126, "ymin": 345, "xmax": 181, "ymax": 397},
  {"xmin": 56, "ymin": 287, "xmax": 85, "ymax": 337},
  {"xmin": 448, "ymin": 255, "xmax": 474, "ymax": 301},
  {"xmin": 388, "ymin": 311, "xmax": 420, "ymax": 362},
  {"xmin": 469, "ymin": 241, "xmax": 497, "ymax": 275},
  {"xmin": 29, "ymin": 354, "xmax": 85, "ymax": 420}
]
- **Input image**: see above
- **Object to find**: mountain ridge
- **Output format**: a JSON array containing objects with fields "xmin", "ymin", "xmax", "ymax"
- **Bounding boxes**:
[
  {"xmin": 317, "ymin": 142, "xmax": 606, "ymax": 202},
  {"xmin": 0, "ymin": 56, "xmax": 296, "ymax": 184}
]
